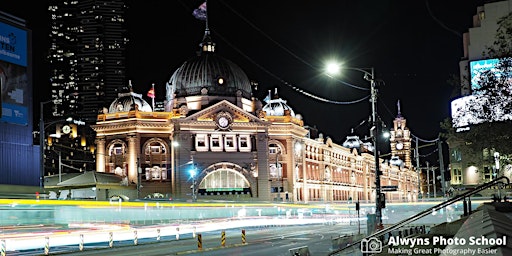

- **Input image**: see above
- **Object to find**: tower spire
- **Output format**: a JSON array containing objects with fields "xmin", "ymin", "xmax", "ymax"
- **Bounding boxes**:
[
  {"xmin": 193, "ymin": 1, "xmax": 215, "ymax": 53},
  {"xmin": 397, "ymin": 100, "xmax": 402, "ymax": 117}
]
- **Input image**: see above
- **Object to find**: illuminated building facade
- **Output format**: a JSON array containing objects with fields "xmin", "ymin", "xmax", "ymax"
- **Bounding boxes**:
[
  {"xmin": 449, "ymin": 0, "xmax": 512, "ymax": 187},
  {"xmin": 91, "ymin": 27, "xmax": 419, "ymax": 202}
]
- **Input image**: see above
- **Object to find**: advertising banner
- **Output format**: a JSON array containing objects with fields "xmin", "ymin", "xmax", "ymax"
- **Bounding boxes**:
[{"xmin": 0, "ymin": 20, "xmax": 28, "ymax": 125}]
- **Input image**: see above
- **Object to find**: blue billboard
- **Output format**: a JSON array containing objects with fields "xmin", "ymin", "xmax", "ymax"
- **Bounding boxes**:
[{"xmin": 0, "ymin": 20, "xmax": 28, "ymax": 126}]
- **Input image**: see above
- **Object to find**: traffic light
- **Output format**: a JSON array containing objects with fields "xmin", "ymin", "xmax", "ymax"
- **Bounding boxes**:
[{"xmin": 355, "ymin": 201, "xmax": 360, "ymax": 211}]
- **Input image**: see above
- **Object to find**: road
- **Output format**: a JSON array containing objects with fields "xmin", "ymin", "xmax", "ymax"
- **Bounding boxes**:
[{"xmin": 38, "ymin": 223, "xmax": 364, "ymax": 256}]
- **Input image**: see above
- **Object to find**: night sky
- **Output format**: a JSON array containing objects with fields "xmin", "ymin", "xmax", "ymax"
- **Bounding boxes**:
[{"xmin": 2, "ymin": 0, "xmax": 485, "ymax": 147}]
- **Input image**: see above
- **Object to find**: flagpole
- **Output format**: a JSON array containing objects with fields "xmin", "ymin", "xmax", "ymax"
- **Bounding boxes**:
[{"xmin": 151, "ymin": 83, "xmax": 155, "ymax": 111}]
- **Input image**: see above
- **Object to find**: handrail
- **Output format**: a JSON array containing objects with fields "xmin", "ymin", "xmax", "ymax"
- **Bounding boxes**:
[{"xmin": 328, "ymin": 176, "xmax": 510, "ymax": 255}]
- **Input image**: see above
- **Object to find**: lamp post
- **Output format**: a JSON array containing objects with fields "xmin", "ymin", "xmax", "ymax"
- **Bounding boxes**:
[
  {"xmin": 39, "ymin": 100, "xmax": 54, "ymax": 188},
  {"xmin": 189, "ymin": 166, "xmax": 197, "ymax": 202},
  {"xmin": 277, "ymin": 149, "xmax": 281, "ymax": 202},
  {"xmin": 325, "ymin": 63, "xmax": 383, "ymax": 230}
]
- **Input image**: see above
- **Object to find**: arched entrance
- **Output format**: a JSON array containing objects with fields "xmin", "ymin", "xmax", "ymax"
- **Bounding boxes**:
[{"xmin": 196, "ymin": 162, "xmax": 253, "ymax": 197}]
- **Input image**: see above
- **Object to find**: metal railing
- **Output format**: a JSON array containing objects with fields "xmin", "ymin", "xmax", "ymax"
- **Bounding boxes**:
[{"xmin": 328, "ymin": 175, "xmax": 510, "ymax": 255}]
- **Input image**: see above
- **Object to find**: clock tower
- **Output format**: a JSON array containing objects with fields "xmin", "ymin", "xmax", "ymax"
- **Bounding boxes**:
[{"xmin": 390, "ymin": 101, "xmax": 412, "ymax": 168}]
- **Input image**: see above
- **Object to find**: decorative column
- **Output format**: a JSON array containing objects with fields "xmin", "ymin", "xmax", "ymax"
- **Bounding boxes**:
[
  {"xmin": 303, "ymin": 144, "xmax": 308, "ymax": 203},
  {"xmin": 95, "ymin": 137, "xmax": 106, "ymax": 173},
  {"xmin": 127, "ymin": 135, "xmax": 139, "ymax": 184},
  {"xmin": 363, "ymin": 161, "xmax": 369, "ymax": 202},
  {"xmin": 171, "ymin": 134, "xmax": 176, "ymax": 195}
]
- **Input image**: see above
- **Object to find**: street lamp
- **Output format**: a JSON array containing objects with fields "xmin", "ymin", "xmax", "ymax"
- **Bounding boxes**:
[
  {"xmin": 494, "ymin": 152, "xmax": 500, "ymax": 178},
  {"xmin": 39, "ymin": 100, "xmax": 53, "ymax": 188},
  {"xmin": 325, "ymin": 62, "xmax": 383, "ymax": 230},
  {"xmin": 277, "ymin": 149, "xmax": 282, "ymax": 202},
  {"xmin": 189, "ymin": 165, "xmax": 197, "ymax": 202}
]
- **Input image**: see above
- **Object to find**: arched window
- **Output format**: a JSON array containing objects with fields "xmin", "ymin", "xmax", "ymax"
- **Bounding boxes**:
[{"xmin": 199, "ymin": 169, "xmax": 250, "ymax": 192}]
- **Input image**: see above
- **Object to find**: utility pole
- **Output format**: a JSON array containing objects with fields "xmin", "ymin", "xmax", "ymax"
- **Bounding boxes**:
[
  {"xmin": 276, "ymin": 149, "xmax": 281, "ymax": 202},
  {"xmin": 415, "ymin": 137, "xmax": 421, "ymax": 199},
  {"xmin": 426, "ymin": 161, "xmax": 430, "ymax": 198},
  {"xmin": 437, "ymin": 138, "xmax": 446, "ymax": 196},
  {"xmin": 432, "ymin": 165, "xmax": 437, "ymax": 198}
]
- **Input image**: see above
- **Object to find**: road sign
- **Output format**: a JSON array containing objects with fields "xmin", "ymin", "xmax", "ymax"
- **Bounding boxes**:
[{"xmin": 382, "ymin": 185, "xmax": 398, "ymax": 191}]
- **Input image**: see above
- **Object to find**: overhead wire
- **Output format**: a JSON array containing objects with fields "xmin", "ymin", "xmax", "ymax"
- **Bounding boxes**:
[
  {"xmin": 212, "ymin": 31, "xmax": 370, "ymax": 105},
  {"xmin": 216, "ymin": 0, "xmax": 370, "ymax": 104}
]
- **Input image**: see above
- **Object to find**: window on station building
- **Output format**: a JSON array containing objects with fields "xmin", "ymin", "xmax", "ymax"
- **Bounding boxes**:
[
  {"xmin": 225, "ymin": 135, "xmax": 236, "ymax": 152},
  {"xmin": 210, "ymin": 135, "xmax": 223, "ymax": 152},
  {"xmin": 110, "ymin": 143, "xmax": 125, "ymax": 155},
  {"xmin": 239, "ymin": 135, "xmax": 251, "ymax": 152},
  {"xmin": 196, "ymin": 134, "xmax": 209, "ymax": 152}
]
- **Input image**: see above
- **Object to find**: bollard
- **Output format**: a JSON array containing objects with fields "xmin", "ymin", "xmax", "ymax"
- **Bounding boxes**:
[
  {"xmin": 176, "ymin": 227, "xmax": 180, "ymax": 240},
  {"xmin": 44, "ymin": 236, "xmax": 50, "ymax": 255},
  {"xmin": 1, "ymin": 239, "xmax": 6, "ymax": 256},
  {"xmin": 109, "ymin": 232, "xmax": 113, "ymax": 248},
  {"xmin": 157, "ymin": 228, "xmax": 161, "ymax": 241},
  {"xmin": 221, "ymin": 230, "xmax": 226, "ymax": 247},
  {"xmin": 197, "ymin": 234, "xmax": 202, "ymax": 250},
  {"xmin": 193, "ymin": 226, "xmax": 196, "ymax": 238},
  {"xmin": 79, "ymin": 234, "xmax": 84, "ymax": 251},
  {"xmin": 134, "ymin": 230, "xmax": 138, "ymax": 245},
  {"xmin": 242, "ymin": 229, "xmax": 246, "ymax": 244}
]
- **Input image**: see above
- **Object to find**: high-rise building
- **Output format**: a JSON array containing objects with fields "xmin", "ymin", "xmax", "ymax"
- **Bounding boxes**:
[
  {"xmin": 48, "ymin": 0, "xmax": 128, "ymax": 121},
  {"xmin": 449, "ymin": 0, "xmax": 512, "ymax": 187},
  {"xmin": 0, "ymin": 11, "xmax": 41, "ymax": 188},
  {"xmin": 44, "ymin": 0, "xmax": 128, "ymax": 177}
]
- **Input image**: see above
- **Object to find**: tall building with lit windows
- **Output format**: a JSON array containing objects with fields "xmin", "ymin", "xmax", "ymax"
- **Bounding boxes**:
[
  {"xmin": 44, "ymin": 0, "xmax": 128, "ymax": 178},
  {"xmin": 62, "ymin": 25, "xmax": 420, "ymax": 203},
  {"xmin": 48, "ymin": 0, "xmax": 128, "ymax": 121}
]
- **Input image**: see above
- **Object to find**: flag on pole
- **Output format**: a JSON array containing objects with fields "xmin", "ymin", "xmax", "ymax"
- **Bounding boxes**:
[
  {"xmin": 147, "ymin": 87, "xmax": 155, "ymax": 98},
  {"xmin": 193, "ymin": 2, "xmax": 207, "ymax": 21}
]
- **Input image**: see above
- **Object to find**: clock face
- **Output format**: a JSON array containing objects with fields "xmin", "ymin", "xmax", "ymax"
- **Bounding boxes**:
[
  {"xmin": 62, "ymin": 125, "xmax": 71, "ymax": 134},
  {"xmin": 395, "ymin": 142, "xmax": 404, "ymax": 150},
  {"xmin": 218, "ymin": 116, "xmax": 229, "ymax": 128}
]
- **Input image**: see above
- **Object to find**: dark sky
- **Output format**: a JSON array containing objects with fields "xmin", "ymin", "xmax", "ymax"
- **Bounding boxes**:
[{"xmin": 2, "ymin": 0, "xmax": 485, "ymax": 145}]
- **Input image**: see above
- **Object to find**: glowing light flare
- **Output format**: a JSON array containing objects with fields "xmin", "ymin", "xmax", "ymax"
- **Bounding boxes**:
[{"xmin": 325, "ymin": 60, "xmax": 341, "ymax": 77}]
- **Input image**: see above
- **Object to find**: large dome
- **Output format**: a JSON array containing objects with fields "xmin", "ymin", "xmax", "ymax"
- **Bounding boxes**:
[
  {"xmin": 262, "ymin": 97, "xmax": 296, "ymax": 117},
  {"xmin": 166, "ymin": 30, "xmax": 252, "ymax": 103},
  {"xmin": 108, "ymin": 91, "xmax": 152, "ymax": 113},
  {"xmin": 168, "ymin": 54, "xmax": 252, "ymax": 98}
]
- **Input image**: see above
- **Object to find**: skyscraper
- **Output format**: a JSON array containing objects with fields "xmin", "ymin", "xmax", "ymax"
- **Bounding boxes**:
[
  {"xmin": 48, "ymin": 0, "xmax": 128, "ymax": 121},
  {"xmin": 45, "ymin": 0, "xmax": 128, "ymax": 176}
]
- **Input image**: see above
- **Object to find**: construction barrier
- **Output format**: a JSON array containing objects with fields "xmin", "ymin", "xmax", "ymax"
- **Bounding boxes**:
[
  {"xmin": 44, "ymin": 237, "xmax": 49, "ymax": 255},
  {"xmin": 109, "ymin": 231, "xmax": 114, "ymax": 248},
  {"xmin": 221, "ymin": 230, "xmax": 226, "ymax": 247},
  {"xmin": 242, "ymin": 229, "xmax": 246, "ymax": 244},
  {"xmin": 1, "ymin": 240, "xmax": 6, "ymax": 256},
  {"xmin": 197, "ymin": 234, "xmax": 202, "ymax": 250},
  {"xmin": 79, "ymin": 234, "xmax": 84, "ymax": 251}
]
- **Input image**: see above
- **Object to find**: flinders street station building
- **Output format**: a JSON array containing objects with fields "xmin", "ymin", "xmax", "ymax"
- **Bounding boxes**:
[{"xmin": 86, "ymin": 28, "xmax": 419, "ymax": 203}]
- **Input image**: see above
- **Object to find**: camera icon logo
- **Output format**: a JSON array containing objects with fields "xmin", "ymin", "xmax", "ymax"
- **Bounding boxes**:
[{"xmin": 361, "ymin": 237, "xmax": 382, "ymax": 253}]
